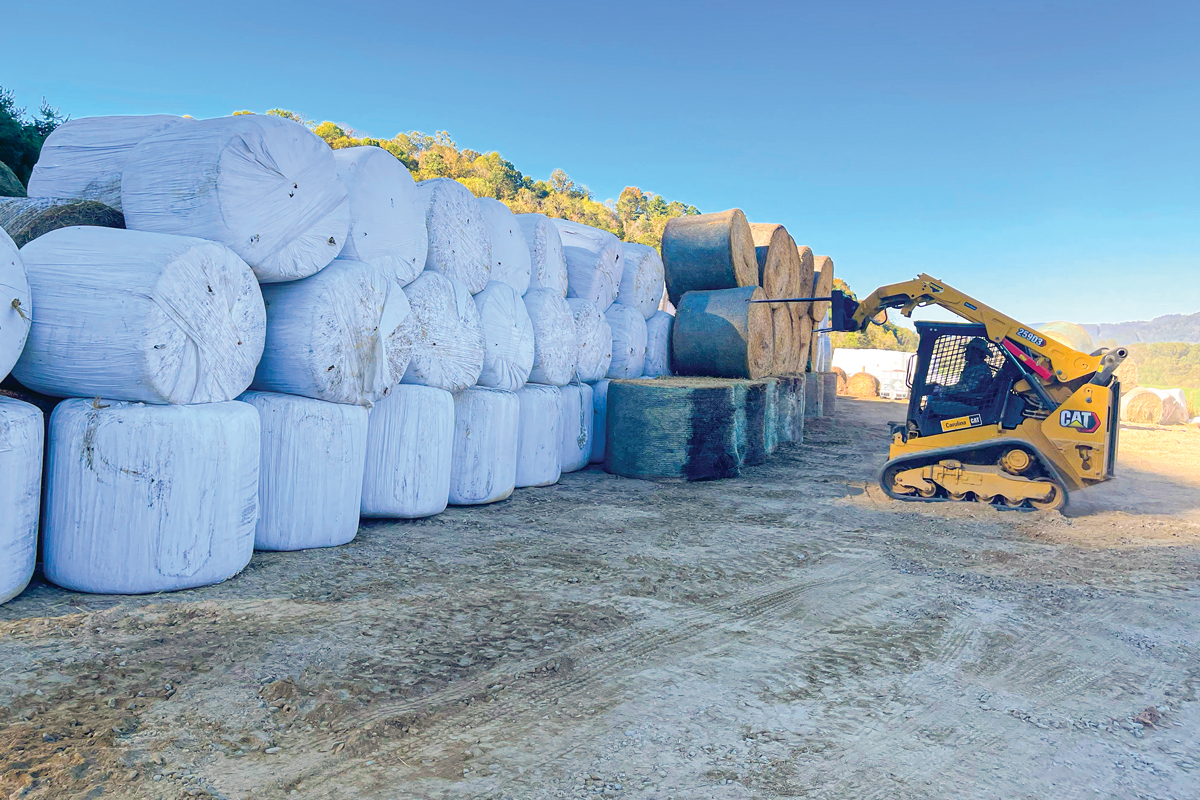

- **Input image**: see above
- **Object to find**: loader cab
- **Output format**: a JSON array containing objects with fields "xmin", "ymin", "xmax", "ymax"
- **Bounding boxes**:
[{"xmin": 907, "ymin": 321, "xmax": 1025, "ymax": 438}]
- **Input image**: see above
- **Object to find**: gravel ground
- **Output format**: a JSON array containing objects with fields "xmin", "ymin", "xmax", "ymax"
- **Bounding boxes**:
[{"xmin": 2, "ymin": 398, "xmax": 1198, "ymax": 800}]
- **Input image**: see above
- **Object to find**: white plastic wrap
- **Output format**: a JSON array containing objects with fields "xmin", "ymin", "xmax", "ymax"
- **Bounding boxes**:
[
  {"xmin": 240, "ymin": 391, "xmax": 367, "ymax": 551},
  {"xmin": 14, "ymin": 227, "xmax": 266, "ymax": 404},
  {"xmin": 516, "ymin": 213, "xmax": 568, "ymax": 297},
  {"xmin": 401, "ymin": 271, "xmax": 485, "ymax": 391},
  {"xmin": 361, "ymin": 385, "xmax": 454, "ymax": 518},
  {"xmin": 333, "ymin": 146, "xmax": 427, "ymax": 286},
  {"xmin": 254, "ymin": 258, "xmax": 415, "ymax": 407},
  {"xmin": 0, "ymin": 397, "xmax": 42, "ymax": 605},
  {"xmin": 551, "ymin": 219, "xmax": 624, "ymax": 311},
  {"xmin": 515, "ymin": 384, "xmax": 563, "ymax": 488},
  {"xmin": 605, "ymin": 303, "xmax": 648, "ymax": 379},
  {"xmin": 449, "ymin": 387, "xmax": 519, "ymax": 505},
  {"xmin": 43, "ymin": 399, "xmax": 260, "ymax": 594},
  {"xmin": 815, "ymin": 310, "xmax": 833, "ymax": 372},
  {"xmin": 643, "ymin": 310, "xmax": 674, "ymax": 377},
  {"xmin": 0, "ymin": 227, "xmax": 31, "ymax": 383},
  {"xmin": 618, "ymin": 242, "xmax": 666, "ymax": 320},
  {"xmin": 415, "ymin": 178, "xmax": 490, "ymax": 293},
  {"xmin": 478, "ymin": 198, "xmax": 531, "ymax": 295},
  {"xmin": 589, "ymin": 378, "xmax": 610, "ymax": 465},
  {"xmin": 473, "ymin": 281, "xmax": 535, "ymax": 391},
  {"xmin": 567, "ymin": 298, "xmax": 612, "ymax": 383},
  {"xmin": 559, "ymin": 382, "xmax": 593, "ymax": 473},
  {"xmin": 523, "ymin": 289, "xmax": 578, "ymax": 386},
  {"xmin": 122, "ymin": 114, "xmax": 349, "ymax": 283},
  {"xmin": 28, "ymin": 114, "xmax": 190, "ymax": 211}
]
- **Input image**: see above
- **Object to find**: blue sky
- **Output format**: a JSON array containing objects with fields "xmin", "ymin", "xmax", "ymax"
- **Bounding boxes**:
[{"xmin": 4, "ymin": 1, "xmax": 1197, "ymax": 326}]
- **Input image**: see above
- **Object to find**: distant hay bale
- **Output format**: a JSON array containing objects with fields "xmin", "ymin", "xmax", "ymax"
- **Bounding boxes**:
[
  {"xmin": 1121, "ymin": 387, "xmax": 1188, "ymax": 425},
  {"xmin": 833, "ymin": 366, "xmax": 848, "ymax": 394},
  {"xmin": 1040, "ymin": 321, "xmax": 1094, "ymax": 354},
  {"xmin": 1124, "ymin": 392, "xmax": 1162, "ymax": 424},
  {"xmin": 845, "ymin": 371, "xmax": 879, "ymax": 398},
  {"xmin": 1114, "ymin": 358, "xmax": 1139, "ymax": 390}
]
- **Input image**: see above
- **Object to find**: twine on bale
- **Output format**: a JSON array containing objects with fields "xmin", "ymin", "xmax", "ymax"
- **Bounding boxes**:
[{"xmin": 844, "ymin": 371, "xmax": 880, "ymax": 398}]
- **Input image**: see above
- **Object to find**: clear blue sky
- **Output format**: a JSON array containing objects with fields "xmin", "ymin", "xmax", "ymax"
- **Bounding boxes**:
[{"xmin": 4, "ymin": 1, "xmax": 1197, "ymax": 326}]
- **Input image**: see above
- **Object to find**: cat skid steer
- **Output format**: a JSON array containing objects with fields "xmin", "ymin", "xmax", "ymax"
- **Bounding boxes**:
[{"xmin": 756, "ymin": 275, "xmax": 1127, "ymax": 510}]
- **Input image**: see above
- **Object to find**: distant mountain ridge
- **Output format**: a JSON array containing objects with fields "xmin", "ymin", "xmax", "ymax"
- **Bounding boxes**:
[{"xmin": 1076, "ymin": 312, "xmax": 1200, "ymax": 345}]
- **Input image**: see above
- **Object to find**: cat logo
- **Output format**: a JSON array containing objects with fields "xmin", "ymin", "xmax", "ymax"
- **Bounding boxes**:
[
  {"xmin": 1059, "ymin": 409, "xmax": 1100, "ymax": 433},
  {"xmin": 941, "ymin": 413, "xmax": 983, "ymax": 432}
]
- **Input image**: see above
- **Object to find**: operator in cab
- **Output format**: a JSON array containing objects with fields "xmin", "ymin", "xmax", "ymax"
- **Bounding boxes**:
[{"xmin": 943, "ymin": 338, "xmax": 992, "ymax": 399}]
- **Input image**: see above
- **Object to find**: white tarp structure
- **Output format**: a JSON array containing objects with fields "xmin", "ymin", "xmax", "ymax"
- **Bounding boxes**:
[
  {"xmin": 0, "ymin": 227, "xmax": 30, "ymax": 383},
  {"xmin": 523, "ymin": 288, "xmax": 577, "ymax": 386},
  {"xmin": 478, "ymin": 198, "xmax": 531, "ymax": 295},
  {"xmin": 42, "ymin": 400, "xmax": 260, "ymax": 594},
  {"xmin": 559, "ymin": 382, "xmax": 593, "ymax": 473},
  {"xmin": 448, "ymin": 387, "xmax": 519, "ymax": 505},
  {"xmin": 473, "ymin": 281, "xmax": 535, "ymax": 392},
  {"xmin": 831, "ymin": 347, "xmax": 914, "ymax": 382},
  {"xmin": 567, "ymin": 298, "xmax": 612, "ymax": 383},
  {"xmin": 516, "ymin": 213, "xmax": 568, "ymax": 297},
  {"xmin": 240, "ymin": 391, "xmax": 368, "ymax": 551},
  {"xmin": 121, "ymin": 114, "xmax": 349, "ymax": 283},
  {"xmin": 589, "ymin": 378, "xmax": 610, "ymax": 465},
  {"xmin": 515, "ymin": 384, "xmax": 563, "ymax": 488},
  {"xmin": 643, "ymin": 310, "xmax": 673, "ymax": 377},
  {"xmin": 333, "ymin": 145, "xmax": 427, "ymax": 286},
  {"xmin": 605, "ymin": 304, "xmax": 648, "ymax": 379},
  {"xmin": 617, "ymin": 242, "xmax": 665, "ymax": 320},
  {"xmin": 552, "ymin": 219, "xmax": 623, "ymax": 311},
  {"xmin": 401, "ymin": 272, "xmax": 486, "ymax": 392},
  {"xmin": 254, "ymin": 259, "xmax": 415, "ymax": 407},
  {"xmin": 0, "ymin": 397, "xmax": 42, "ymax": 605},
  {"xmin": 28, "ymin": 114, "xmax": 190, "ymax": 211},
  {"xmin": 415, "ymin": 178, "xmax": 491, "ymax": 294},
  {"xmin": 360, "ymin": 385, "xmax": 455, "ymax": 518},
  {"xmin": 14, "ymin": 227, "xmax": 266, "ymax": 404},
  {"xmin": 814, "ymin": 310, "xmax": 834, "ymax": 372}
]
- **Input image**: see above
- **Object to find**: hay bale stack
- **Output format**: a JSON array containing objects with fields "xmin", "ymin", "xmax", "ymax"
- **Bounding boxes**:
[
  {"xmin": 0, "ymin": 197, "xmax": 125, "ymax": 248},
  {"xmin": 662, "ymin": 209, "xmax": 759, "ymax": 306},
  {"xmin": 672, "ymin": 286, "xmax": 773, "ymax": 379},
  {"xmin": 604, "ymin": 377, "xmax": 742, "ymax": 481},
  {"xmin": 845, "ymin": 371, "xmax": 880, "ymax": 397},
  {"xmin": 833, "ymin": 366, "xmax": 848, "ymax": 394},
  {"xmin": 516, "ymin": 213, "xmax": 568, "ymax": 297},
  {"xmin": 0, "ymin": 161, "xmax": 25, "ymax": 198},
  {"xmin": 810, "ymin": 255, "xmax": 834, "ymax": 321}
]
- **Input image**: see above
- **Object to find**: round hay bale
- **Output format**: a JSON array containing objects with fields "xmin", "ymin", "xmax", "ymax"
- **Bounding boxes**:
[
  {"xmin": 794, "ymin": 313, "xmax": 813, "ymax": 373},
  {"xmin": 605, "ymin": 303, "xmax": 648, "ymax": 380},
  {"xmin": 845, "ymin": 371, "xmax": 879, "ymax": 398},
  {"xmin": 472, "ymin": 281, "xmax": 535, "ymax": 392},
  {"xmin": 834, "ymin": 366, "xmax": 848, "ymax": 394},
  {"xmin": 1040, "ymin": 321, "xmax": 1094, "ymax": 354},
  {"xmin": 662, "ymin": 209, "xmax": 759, "ymax": 306},
  {"xmin": 0, "ymin": 161, "xmax": 25, "ymax": 198},
  {"xmin": 478, "ymin": 198, "xmax": 531, "ymax": 295},
  {"xmin": 515, "ymin": 384, "xmax": 562, "ymax": 488},
  {"xmin": 672, "ymin": 286, "xmax": 773, "ymax": 379},
  {"xmin": 516, "ymin": 213, "xmax": 568, "ymax": 297},
  {"xmin": 749, "ymin": 223, "xmax": 801, "ymax": 301},
  {"xmin": 0, "ymin": 228, "xmax": 31, "ymax": 385},
  {"xmin": 566, "ymin": 298, "xmax": 612, "ymax": 383},
  {"xmin": 0, "ymin": 197, "xmax": 124, "ymax": 248},
  {"xmin": 400, "ymin": 272, "xmax": 485, "ymax": 392},
  {"xmin": 523, "ymin": 288, "xmax": 577, "ymax": 386},
  {"xmin": 768, "ymin": 303, "xmax": 796, "ymax": 376},
  {"xmin": 552, "ymin": 219, "xmax": 623, "ymax": 312},
  {"xmin": 810, "ymin": 255, "xmax": 834, "ymax": 322},
  {"xmin": 643, "ymin": 310, "xmax": 673, "ymax": 377},
  {"xmin": 0, "ymin": 395, "xmax": 41, "ymax": 604},
  {"xmin": 1124, "ymin": 390, "xmax": 1162, "ymax": 423},
  {"xmin": 559, "ymin": 382, "xmax": 594, "ymax": 473},
  {"xmin": 360, "ymin": 384, "xmax": 454, "ymax": 519},
  {"xmin": 415, "ymin": 178, "xmax": 491, "ymax": 294},
  {"xmin": 616, "ymin": 241, "xmax": 665, "ymax": 319}
]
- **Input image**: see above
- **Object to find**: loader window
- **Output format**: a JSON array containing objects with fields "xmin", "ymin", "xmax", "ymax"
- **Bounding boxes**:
[{"xmin": 919, "ymin": 335, "xmax": 1005, "ymax": 417}]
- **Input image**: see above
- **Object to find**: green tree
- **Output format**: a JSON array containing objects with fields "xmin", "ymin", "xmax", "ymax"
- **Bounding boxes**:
[
  {"xmin": 0, "ymin": 86, "xmax": 66, "ymax": 185},
  {"xmin": 829, "ymin": 278, "xmax": 919, "ymax": 351}
]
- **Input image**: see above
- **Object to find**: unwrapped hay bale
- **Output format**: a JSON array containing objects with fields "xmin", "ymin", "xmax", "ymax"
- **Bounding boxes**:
[
  {"xmin": 29, "ymin": 114, "xmax": 190, "ymax": 210},
  {"xmin": 516, "ymin": 213, "xmax": 568, "ymax": 297},
  {"xmin": 672, "ymin": 286, "xmax": 773, "ymax": 379},
  {"xmin": 1122, "ymin": 387, "xmax": 1188, "ymax": 425},
  {"xmin": 810, "ymin": 255, "xmax": 834, "ymax": 321},
  {"xmin": 0, "ymin": 161, "xmax": 26, "ymax": 198},
  {"xmin": 0, "ymin": 197, "xmax": 125, "ymax": 248},
  {"xmin": 768, "ymin": 303, "xmax": 796, "ymax": 376},
  {"xmin": 122, "ymin": 114, "xmax": 349, "ymax": 283},
  {"xmin": 616, "ymin": 242, "xmax": 665, "ymax": 319},
  {"xmin": 552, "ymin": 219, "xmax": 623, "ymax": 311},
  {"xmin": 662, "ymin": 209, "xmax": 758, "ymax": 306},
  {"xmin": 1114, "ymin": 358, "xmax": 1139, "ymax": 390},
  {"xmin": 604, "ymin": 377, "xmax": 742, "ymax": 481},
  {"xmin": 844, "ymin": 371, "xmax": 880, "ymax": 398},
  {"xmin": 478, "ymin": 198, "xmax": 531, "ymax": 295},
  {"xmin": 401, "ymin": 272, "xmax": 485, "ymax": 392},
  {"xmin": 750, "ymin": 223, "xmax": 801, "ymax": 300},
  {"xmin": 833, "ymin": 366, "xmax": 848, "ymax": 394},
  {"xmin": 333, "ymin": 145, "xmax": 427, "ymax": 285},
  {"xmin": 416, "ymin": 178, "xmax": 491, "ymax": 294}
]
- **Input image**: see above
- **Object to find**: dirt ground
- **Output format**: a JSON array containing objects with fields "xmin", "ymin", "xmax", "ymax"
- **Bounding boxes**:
[{"xmin": 3, "ymin": 399, "xmax": 1199, "ymax": 800}]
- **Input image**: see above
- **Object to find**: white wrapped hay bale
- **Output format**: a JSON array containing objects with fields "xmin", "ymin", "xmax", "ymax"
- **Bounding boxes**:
[
  {"xmin": 516, "ymin": 384, "xmax": 563, "ymax": 488},
  {"xmin": 0, "ymin": 228, "xmax": 31, "ymax": 384},
  {"xmin": 551, "ymin": 219, "xmax": 623, "ymax": 311},
  {"xmin": 449, "ymin": 387, "xmax": 519, "ymax": 505},
  {"xmin": 617, "ymin": 242, "xmax": 665, "ymax": 320},
  {"xmin": 0, "ymin": 397, "xmax": 42, "ymax": 605},
  {"xmin": 333, "ymin": 146, "xmax": 427, "ymax": 286},
  {"xmin": 478, "ymin": 198, "xmax": 531, "ymax": 294},
  {"xmin": 589, "ymin": 378, "xmax": 610, "ymax": 465},
  {"xmin": 240, "ymin": 391, "xmax": 367, "ymax": 551},
  {"xmin": 516, "ymin": 213, "xmax": 568, "ymax": 296},
  {"xmin": 254, "ymin": 259, "xmax": 415, "ymax": 406},
  {"xmin": 473, "ymin": 282, "xmax": 535, "ymax": 391},
  {"xmin": 43, "ymin": 399, "xmax": 259, "ymax": 594},
  {"xmin": 605, "ymin": 303, "xmax": 648, "ymax": 379},
  {"xmin": 416, "ymin": 178, "xmax": 490, "ymax": 293},
  {"xmin": 401, "ymin": 271, "xmax": 485, "ymax": 392},
  {"xmin": 560, "ymin": 382, "xmax": 593, "ymax": 473},
  {"xmin": 361, "ymin": 385, "xmax": 454, "ymax": 518},
  {"xmin": 28, "ymin": 114, "xmax": 190, "ymax": 211},
  {"xmin": 14, "ymin": 227, "xmax": 265, "ymax": 404},
  {"xmin": 567, "ymin": 298, "xmax": 612, "ymax": 383},
  {"xmin": 523, "ymin": 288, "xmax": 577, "ymax": 386},
  {"xmin": 643, "ymin": 310, "xmax": 673, "ymax": 378},
  {"xmin": 122, "ymin": 114, "xmax": 349, "ymax": 283}
]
